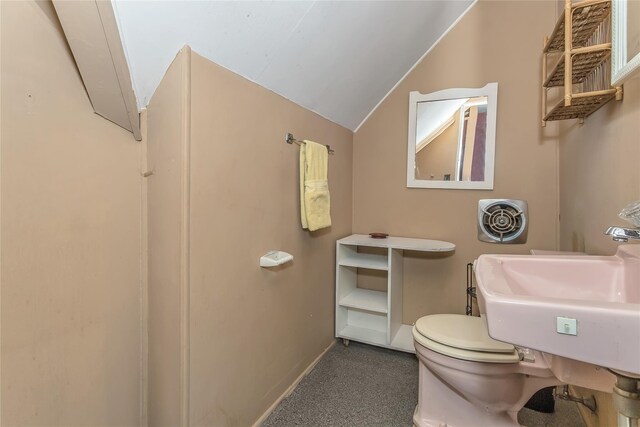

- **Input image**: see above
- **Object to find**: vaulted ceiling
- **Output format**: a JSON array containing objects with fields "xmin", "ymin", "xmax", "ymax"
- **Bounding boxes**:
[{"xmin": 112, "ymin": 0, "xmax": 475, "ymax": 131}]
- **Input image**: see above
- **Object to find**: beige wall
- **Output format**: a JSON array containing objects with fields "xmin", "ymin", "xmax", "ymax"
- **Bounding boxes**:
[
  {"xmin": 189, "ymin": 52, "xmax": 353, "ymax": 427},
  {"xmin": 353, "ymin": 0, "xmax": 559, "ymax": 322},
  {"xmin": 1, "ymin": 1, "xmax": 142, "ymax": 426},
  {"xmin": 558, "ymin": 77, "xmax": 640, "ymax": 255},
  {"xmin": 145, "ymin": 50, "xmax": 353, "ymax": 426},
  {"xmin": 146, "ymin": 48, "xmax": 191, "ymax": 426}
]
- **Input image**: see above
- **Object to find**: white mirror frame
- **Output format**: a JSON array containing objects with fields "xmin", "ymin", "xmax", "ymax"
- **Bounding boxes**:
[
  {"xmin": 612, "ymin": 0, "xmax": 640, "ymax": 86},
  {"xmin": 407, "ymin": 82, "xmax": 498, "ymax": 190}
]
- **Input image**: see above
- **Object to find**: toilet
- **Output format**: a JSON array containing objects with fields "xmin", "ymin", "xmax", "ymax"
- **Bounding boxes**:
[{"xmin": 412, "ymin": 314, "xmax": 562, "ymax": 427}]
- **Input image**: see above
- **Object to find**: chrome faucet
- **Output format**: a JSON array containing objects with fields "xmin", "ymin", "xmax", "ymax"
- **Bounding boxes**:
[{"xmin": 605, "ymin": 226, "xmax": 640, "ymax": 242}]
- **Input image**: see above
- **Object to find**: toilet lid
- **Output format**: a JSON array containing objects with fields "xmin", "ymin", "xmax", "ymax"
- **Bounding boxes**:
[
  {"xmin": 415, "ymin": 314, "xmax": 515, "ymax": 353},
  {"xmin": 412, "ymin": 327, "xmax": 521, "ymax": 363}
]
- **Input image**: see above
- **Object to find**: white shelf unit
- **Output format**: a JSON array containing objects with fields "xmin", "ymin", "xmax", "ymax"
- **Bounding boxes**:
[{"xmin": 335, "ymin": 234, "xmax": 455, "ymax": 353}]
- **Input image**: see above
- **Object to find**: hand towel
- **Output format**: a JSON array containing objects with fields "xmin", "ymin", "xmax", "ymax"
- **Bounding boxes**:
[{"xmin": 300, "ymin": 140, "xmax": 331, "ymax": 231}]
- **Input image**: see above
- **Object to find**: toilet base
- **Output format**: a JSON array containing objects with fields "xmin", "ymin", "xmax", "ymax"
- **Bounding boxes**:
[{"xmin": 413, "ymin": 361, "xmax": 521, "ymax": 427}]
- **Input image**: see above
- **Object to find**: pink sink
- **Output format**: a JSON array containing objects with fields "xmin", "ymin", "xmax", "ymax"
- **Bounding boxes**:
[{"xmin": 475, "ymin": 245, "xmax": 640, "ymax": 375}]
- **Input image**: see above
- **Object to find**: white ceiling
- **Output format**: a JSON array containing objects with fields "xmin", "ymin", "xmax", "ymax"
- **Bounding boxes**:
[{"xmin": 113, "ymin": 0, "xmax": 474, "ymax": 131}]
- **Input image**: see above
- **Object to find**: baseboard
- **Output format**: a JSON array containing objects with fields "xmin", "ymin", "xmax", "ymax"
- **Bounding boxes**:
[{"xmin": 251, "ymin": 339, "xmax": 337, "ymax": 427}]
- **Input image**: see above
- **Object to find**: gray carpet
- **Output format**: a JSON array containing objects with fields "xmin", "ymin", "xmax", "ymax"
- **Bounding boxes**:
[
  {"xmin": 518, "ymin": 399, "xmax": 585, "ymax": 427},
  {"xmin": 262, "ymin": 341, "xmax": 585, "ymax": 427}
]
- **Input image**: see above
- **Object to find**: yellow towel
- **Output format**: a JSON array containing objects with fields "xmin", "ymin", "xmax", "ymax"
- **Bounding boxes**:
[{"xmin": 300, "ymin": 140, "xmax": 331, "ymax": 231}]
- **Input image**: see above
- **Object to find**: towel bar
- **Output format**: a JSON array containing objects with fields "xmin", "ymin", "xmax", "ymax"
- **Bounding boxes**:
[{"xmin": 285, "ymin": 132, "xmax": 335, "ymax": 155}]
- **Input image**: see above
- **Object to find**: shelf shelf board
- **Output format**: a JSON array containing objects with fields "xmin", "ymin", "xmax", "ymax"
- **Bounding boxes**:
[
  {"xmin": 338, "ymin": 234, "xmax": 455, "ymax": 252},
  {"xmin": 544, "ymin": 0, "xmax": 611, "ymax": 53},
  {"xmin": 543, "ymin": 89, "xmax": 617, "ymax": 122},
  {"xmin": 338, "ymin": 325, "xmax": 387, "ymax": 347},
  {"xmin": 544, "ymin": 43, "xmax": 611, "ymax": 87},
  {"xmin": 339, "ymin": 253, "xmax": 388, "ymax": 270},
  {"xmin": 339, "ymin": 288, "xmax": 388, "ymax": 314},
  {"xmin": 389, "ymin": 324, "xmax": 416, "ymax": 353}
]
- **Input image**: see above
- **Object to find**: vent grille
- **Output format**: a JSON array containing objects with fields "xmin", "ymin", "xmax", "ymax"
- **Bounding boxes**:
[{"xmin": 478, "ymin": 199, "xmax": 528, "ymax": 244}]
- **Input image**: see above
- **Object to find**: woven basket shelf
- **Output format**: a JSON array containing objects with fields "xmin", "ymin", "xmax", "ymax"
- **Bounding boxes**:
[
  {"xmin": 544, "ymin": 0, "xmax": 610, "ymax": 53},
  {"xmin": 541, "ymin": 0, "xmax": 621, "ymax": 126},
  {"xmin": 543, "ymin": 89, "xmax": 617, "ymax": 121},
  {"xmin": 544, "ymin": 43, "xmax": 611, "ymax": 87}
]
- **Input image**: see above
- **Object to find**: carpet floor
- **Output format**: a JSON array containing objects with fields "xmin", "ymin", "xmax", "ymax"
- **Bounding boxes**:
[{"xmin": 262, "ymin": 341, "xmax": 585, "ymax": 427}]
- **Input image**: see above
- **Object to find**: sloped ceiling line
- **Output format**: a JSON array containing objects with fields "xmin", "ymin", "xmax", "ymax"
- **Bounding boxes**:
[
  {"xmin": 354, "ymin": 0, "xmax": 477, "ymax": 132},
  {"xmin": 112, "ymin": 0, "xmax": 475, "ymax": 131}
]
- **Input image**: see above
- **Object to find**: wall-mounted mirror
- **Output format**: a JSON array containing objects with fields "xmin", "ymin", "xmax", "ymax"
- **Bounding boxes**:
[
  {"xmin": 407, "ymin": 83, "xmax": 498, "ymax": 189},
  {"xmin": 612, "ymin": 0, "xmax": 640, "ymax": 85}
]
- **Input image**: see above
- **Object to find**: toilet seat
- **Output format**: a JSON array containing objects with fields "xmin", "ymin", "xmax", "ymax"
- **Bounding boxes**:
[{"xmin": 413, "ymin": 314, "xmax": 520, "ymax": 363}]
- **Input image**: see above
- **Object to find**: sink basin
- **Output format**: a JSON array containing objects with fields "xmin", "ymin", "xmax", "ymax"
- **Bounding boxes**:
[{"xmin": 475, "ymin": 245, "xmax": 640, "ymax": 375}]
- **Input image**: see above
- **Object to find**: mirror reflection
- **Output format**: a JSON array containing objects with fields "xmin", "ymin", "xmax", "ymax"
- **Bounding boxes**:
[{"xmin": 414, "ymin": 96, "xmax": 488, "ymax": 182}]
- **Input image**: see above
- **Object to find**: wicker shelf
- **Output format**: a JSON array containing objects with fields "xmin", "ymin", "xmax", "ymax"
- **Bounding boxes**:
[
  {"xmin": 544, "ymin": 43, "xmax": 611, "ymax": 87},
  {"xmin": 543, "ymin": 89, "xmax": 617, "ymax": 121},
  {"xmin": 541, "ymin": 0, "xmax": 621, "ymax": 125},
  {"xmin": 544, "ymin": 0, "xmax": 611, "ymax": 53}
]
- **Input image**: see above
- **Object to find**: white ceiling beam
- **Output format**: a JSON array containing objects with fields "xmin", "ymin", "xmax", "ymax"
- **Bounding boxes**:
[{"xmin": 53, "ymin": 0, "xmax": 141, "ymax": 140}]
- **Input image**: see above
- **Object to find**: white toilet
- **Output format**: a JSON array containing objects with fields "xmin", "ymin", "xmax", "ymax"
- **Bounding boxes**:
[{"xmin": 412, "ymin": 314, "xmax": 562, "ymax": 427}]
